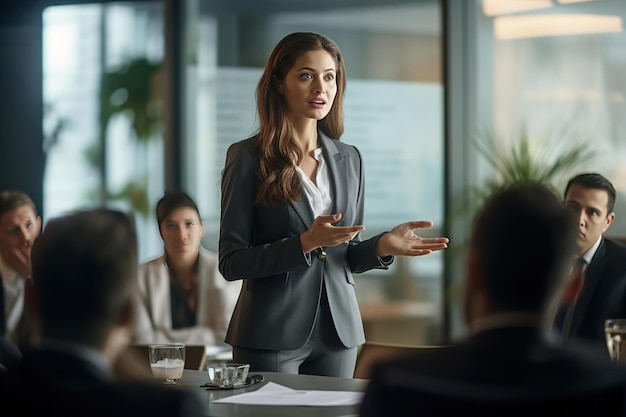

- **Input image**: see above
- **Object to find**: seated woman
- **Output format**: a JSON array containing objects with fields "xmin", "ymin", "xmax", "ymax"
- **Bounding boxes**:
[{"xmin": 133, "ymin": 191, "xmax": 241, "ymax": 347}]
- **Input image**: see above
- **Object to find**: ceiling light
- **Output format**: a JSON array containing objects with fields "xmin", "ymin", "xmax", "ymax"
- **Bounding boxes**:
[
  {"xmin": 557, "ymin": 0, "xmax": 598, "ymax": 4},
  {"xmin": 494, "ymin": 14, "xmax": 623, "ymax": 39},
  {"xmin": 483, "ymin": 0, "xmax": 553, "ymax": 17}
]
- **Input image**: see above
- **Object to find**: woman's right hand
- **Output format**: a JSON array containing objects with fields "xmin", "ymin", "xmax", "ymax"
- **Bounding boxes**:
[{"xmin": 300, "ymin": 213, "xmax": 365, "ymax": 253}]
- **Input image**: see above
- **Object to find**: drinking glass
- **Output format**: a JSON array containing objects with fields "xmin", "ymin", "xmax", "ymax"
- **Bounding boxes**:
[
  {"xmin": 207, "ymin": 363, "xmax": 250, "ymax": 387},
  {"xmin": 149, "ymin": 343, "xmax": 186, "ymax": 384},
  {"xmin": 605, "ymin": 319, "xmax": 626, "ymax": 363}
]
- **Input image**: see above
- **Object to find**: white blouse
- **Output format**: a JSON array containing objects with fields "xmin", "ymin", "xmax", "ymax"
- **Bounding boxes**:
[{"xmin": 296, "ymin": 147, "xmax": 333, "ymax": 217}]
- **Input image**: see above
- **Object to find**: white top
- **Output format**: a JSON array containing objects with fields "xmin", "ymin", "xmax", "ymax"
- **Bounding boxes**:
[
  {"xmin": 579, "ymin": 235, "xmax": 602, "ymax": 269},
  {"xmin": 133, "ymin": 247, "xmax": 241, "ymax": 346},
  {"xmin": 0, "ymin": 256, "xmax": 26, "ymax": 344},
  {"xmin": 296, "ymin": 147, "xmax": 333, "ymax": 217}
]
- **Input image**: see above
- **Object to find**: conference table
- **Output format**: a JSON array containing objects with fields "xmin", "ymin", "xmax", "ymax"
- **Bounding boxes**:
[{"xmin": 177, "ymin": 369, "xmax": 369, "ymax": 417}]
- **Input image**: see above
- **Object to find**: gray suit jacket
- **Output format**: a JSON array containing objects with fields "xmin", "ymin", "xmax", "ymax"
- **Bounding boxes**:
[{"xmin": 219, "ymin": 133, "xmax": 392, "ymax": 351}]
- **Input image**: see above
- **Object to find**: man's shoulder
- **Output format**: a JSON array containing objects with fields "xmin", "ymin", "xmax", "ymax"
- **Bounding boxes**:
[
  {"xmin": 111, "ymin": 381, "xmax": 209, "ymax": 416},
  {"xmin": 20, "ymin": 383, "xmax": 208, "ymax": 417},
  {"xmin": 599, "ymin": 237, "xmax": 626, "ymax": 269},
  {"xmin": 604, "ymin": 237, "xmax": 626, "ymax": 253},
  {"xmin": 5, "ymin": 361, "xmax": 208, "ymax": 417}
]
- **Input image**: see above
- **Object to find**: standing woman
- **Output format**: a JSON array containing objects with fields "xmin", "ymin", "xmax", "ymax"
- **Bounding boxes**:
[{"xmin": 219, "ymin": 32, "xmax": 449, "ymax": 378}]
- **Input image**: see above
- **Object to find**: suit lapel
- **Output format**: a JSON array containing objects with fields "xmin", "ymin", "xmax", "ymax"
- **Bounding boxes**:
[
  {"xmin": 320, "ymin": 132, "xmax": 347, "ymax": 222},
  {"xmin": 152, "ymin": 257, "xmax": 173, "ymax": 329},
  {"xmin": 290, "ymin": 194, "xmax": 315, "ymax": 229},
  {"xmin": 571, "ymin": 239, "xmax": 607, "ymax": 334},
  {"xmin": 289, "ymin": 132, "xmax": 347, "ymax": 228}
]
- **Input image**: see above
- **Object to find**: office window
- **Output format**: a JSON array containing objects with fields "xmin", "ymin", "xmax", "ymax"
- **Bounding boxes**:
[
  {"xmin": 42, "ymin": 2, "xmax": 165, "ymax": 260},
  {"xmin": 474, "ymin": 0, "xmax": 626, "ymax": 233},
  {"xmin": 445, "ymin": 0, "xmax": 626, "ymax": 339}
]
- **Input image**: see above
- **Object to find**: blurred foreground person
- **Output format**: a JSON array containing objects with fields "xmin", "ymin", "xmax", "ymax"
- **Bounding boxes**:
[
  {"xmin": 1, "ymin": 209, "xmax": 208, "ymax": 417},
  {"xmin": 0, "ymin": 334, "xmax": 21, "ymax": 370},
  {"xmin": 360, "ymin": 185, "xmax": 626, "ymax": 417}
]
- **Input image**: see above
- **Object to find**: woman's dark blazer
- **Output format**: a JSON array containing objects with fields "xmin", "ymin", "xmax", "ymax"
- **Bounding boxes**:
[{"xmin": 219, "ymin": 132, "xmax": 392, "ymax": 351}]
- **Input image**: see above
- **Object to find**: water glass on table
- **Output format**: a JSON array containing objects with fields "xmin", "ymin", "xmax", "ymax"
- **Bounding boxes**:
[
  {"xmin": 605, "ymin": 319, "xmax": 626, "ymax": 363},
  {"xmin": 207, "ymin": 363, "xmax": 250, "ymax": 387},
  {"xmin": 149, "ymin": 343, "xmax": 186, "ymax": 384}
]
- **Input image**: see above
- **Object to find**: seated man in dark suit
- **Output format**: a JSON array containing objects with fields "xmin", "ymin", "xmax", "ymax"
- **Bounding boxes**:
[
  {"xmin": 359, "ymin": 185, "xmax": 626, "ymax": 417},
  {"xmin": 0, "ymin": 190, "xmax": 42, "ymax": 350},
  {"xmin": 1, "ymin": 209, "xmax": 208, "ymax": 417},
  {"xmin": 557, "ymin": 172, "xmax": 626, "ymax": 348}
]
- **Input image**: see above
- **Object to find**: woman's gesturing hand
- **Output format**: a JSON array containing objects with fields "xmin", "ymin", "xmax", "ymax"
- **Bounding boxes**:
[
  {"xmin": 300, "ymin": 213, "xmax": 365, "ymax": 253},
  {"xmin": 375, "ymin": 221, "xmax": 449, "ymax": 258}
]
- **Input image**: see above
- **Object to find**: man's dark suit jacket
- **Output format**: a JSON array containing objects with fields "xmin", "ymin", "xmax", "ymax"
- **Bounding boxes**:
[
  {"xmin": 0, "ymin": 335, "xmax": 21, "ymax": 370},
  {"xmin": 1, "ymin": 349, "xmax": 208, "ymax": 417},
  {"xmin": 359, "ymin": 326, "xmax": 626, "ymax": 417},
  {"xmin": 569, "ymin": 237, "xmax": 626, "ymax": 348}
]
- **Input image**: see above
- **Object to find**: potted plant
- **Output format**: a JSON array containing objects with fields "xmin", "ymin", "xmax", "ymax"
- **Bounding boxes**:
[{"xmin": 443, "ymin": 125, "xmax": 595, "ymax": 340}]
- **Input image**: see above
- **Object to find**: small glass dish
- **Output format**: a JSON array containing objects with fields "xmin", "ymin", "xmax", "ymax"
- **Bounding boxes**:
[{"xmin": 206, "ymin": 363, "xmax": 250, "ymax": 387}]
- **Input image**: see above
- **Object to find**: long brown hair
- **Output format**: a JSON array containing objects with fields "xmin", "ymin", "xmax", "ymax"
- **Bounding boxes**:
[{"xmin": 255, "ymin": 32, "xmax": 346, "ymax": 207}]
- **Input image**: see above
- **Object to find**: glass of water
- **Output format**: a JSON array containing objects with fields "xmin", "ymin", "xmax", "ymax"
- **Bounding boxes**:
[
  {"xmin": 604, "ymin": 319, "xmax": 626, "ymax": 363},
  {"xmin": 149, "ymin": 343, "xmax": 186, "ymax": 384},
  {"xmin": 207, "ymin": 363, "xmax": 250, "ymax": 387}
]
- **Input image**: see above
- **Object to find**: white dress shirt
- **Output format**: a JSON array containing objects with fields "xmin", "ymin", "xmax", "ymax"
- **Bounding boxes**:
[{"xmin": 0, "ymin": 255, "xmax": 26, "ymax": 344}]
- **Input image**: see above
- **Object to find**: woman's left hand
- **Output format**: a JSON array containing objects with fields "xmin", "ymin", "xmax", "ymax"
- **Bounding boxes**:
[{"xmin": 375, "ymin": 221, "xmax": 449, "ymax": 258}]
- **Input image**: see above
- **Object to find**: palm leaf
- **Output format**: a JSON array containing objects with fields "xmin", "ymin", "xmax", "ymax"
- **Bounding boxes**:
[{"xmin": 457, "ymin": 126, "xmax": 595, "ymax": 222}]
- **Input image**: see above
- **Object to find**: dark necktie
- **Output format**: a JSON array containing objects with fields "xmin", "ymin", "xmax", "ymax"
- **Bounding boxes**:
[{"xmin": 554, "ymin": 257, "xmax": 586, "ymax": 341}]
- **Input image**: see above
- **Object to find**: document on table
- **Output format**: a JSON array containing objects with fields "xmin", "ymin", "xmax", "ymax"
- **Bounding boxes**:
[{"xmin": 212, "ymin": 382, "xmax": 364, "ymax": 406}]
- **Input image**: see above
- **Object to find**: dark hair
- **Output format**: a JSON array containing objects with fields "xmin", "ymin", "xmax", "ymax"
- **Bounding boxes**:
[
  {"xmin": 31, "ymin": 209, "xmax": 138, "ymax": 344},
  {"xmin": 0, "ymin": 190, "xmax": 38, "ymax": 218},
  {"xmin": 255, "ymin": 32, "xmax": 346, "ymax": 207},
  {"xmin": 155, "ymin": 191, "xmax": 202, "ymax": 227},
  {"xmin": 564, "ymin": 172, "xmax": 616, "ymax": 214},
  {"xmin": 471, "ymin": 185, "xmax": 577, "ymax": 313}
]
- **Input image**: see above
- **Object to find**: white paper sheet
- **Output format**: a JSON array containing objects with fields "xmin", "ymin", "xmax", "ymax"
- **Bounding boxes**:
[{"xmin": 212, "ymin": 381, "xmax": 364, "ymax": 406}]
